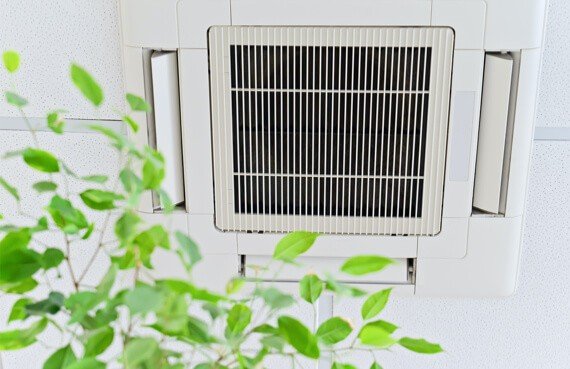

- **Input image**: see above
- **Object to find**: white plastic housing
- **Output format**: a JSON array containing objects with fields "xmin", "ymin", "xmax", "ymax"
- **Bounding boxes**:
[{"xmin": 119, "ymin": 0, "xmax": 548, "ymax": 296}]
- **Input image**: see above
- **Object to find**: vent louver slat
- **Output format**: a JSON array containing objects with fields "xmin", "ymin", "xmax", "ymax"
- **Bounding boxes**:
[{"xmin": 209, "ymin": 26, "xmax": 454, "ymax": 236}]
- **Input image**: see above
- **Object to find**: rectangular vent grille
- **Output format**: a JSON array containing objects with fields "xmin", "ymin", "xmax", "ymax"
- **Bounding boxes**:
[{"xmin": 208, "ymin": 26, "xmax": 454, "ymax": 236}]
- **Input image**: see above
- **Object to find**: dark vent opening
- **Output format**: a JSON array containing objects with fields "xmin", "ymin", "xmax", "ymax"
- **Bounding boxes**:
[{"xmin": 229, "ymin": 45, "xmax": 432, "ymax": 218}]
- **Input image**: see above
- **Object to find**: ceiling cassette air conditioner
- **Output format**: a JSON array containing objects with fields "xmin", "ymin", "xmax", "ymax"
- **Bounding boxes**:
[{"xmin": 119, "ymin": 0, "xmax": 548, "ymax": 297}]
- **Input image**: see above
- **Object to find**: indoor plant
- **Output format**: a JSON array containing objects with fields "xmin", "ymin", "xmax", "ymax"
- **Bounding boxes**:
[{"xmin": 0, "ymin": 50, "xmax": 442, "ymax": 369}]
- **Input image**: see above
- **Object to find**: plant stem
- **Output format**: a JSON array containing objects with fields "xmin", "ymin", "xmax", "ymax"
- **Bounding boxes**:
[
  {"xmin": 77, "ymin": 152, "xmax": 123, "ymax": 284},
  {"xmin": 20, "ymin": 108, "xmax": 39, "ymax": 147},
  {"xmin": 64, "ymin": 235, "xmax": 79, "ymax": 291},
  {"xmin": 77, "ymin": 211, "xmax": 111, "ymax": 283}
]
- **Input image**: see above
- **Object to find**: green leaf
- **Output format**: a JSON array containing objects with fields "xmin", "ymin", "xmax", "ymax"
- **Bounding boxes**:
[
  {"xmin": 46, "ymin": 195, "xmax": 88, "ymax": 234},
  {"xmin": 237, "ymin": 352, "xmax": 264, "ymax": 369},
  {"xmin": 202, "ymin": 302, "xmax": 226, "ymax": 320},
  {"xmin": 122, "ymin": 115, "xmax": 139, "ymax": 133},
  {"xmin": 175, "ymin": 231, "xmax": 201, "ymax": 270},
  {"xmin": 23, "ymin": 148, "xmax": 60, "ymax": 173},
  {"xmin": 398, "ymin": 337, "xmax": 443, "ymax": 354},
  {"xmin": 324, "ymin": 278, "xmax": 367, "ymax": 298},
  {"xmin": 82, "ymin": 223, "xmax": 95, "ymax": 240},
  {"xmin": 332, "ymin": 363, "xmax": 357, "ymax": 369},
  {"xmin": 226, "ymin": 277, "xmax": 245, "ymax": 295},
  {"xmin": 96, "ymin": 264, "xmax": 117, "ymax": 297},
  {"xmin": 165, "ymin": 365, "xmax": 185, "ymax": 369},
  {"xmin": 8, "ymin": 298, "xmax": 32, "ymax": 322},
  {"xmin": 226, "ymin": 304, "xmax": 252, "ymax": 337},
  {"xmin": 258, "ymin": 287, "xmax": 295, "ymax": 310},
  {"xmin": 133, "ymin": 225, "xmax": 170, "ymax": 269},
  {"xmin": 124, "ymin": 284, "xmax": 163, "ymax": 315},
  {"xmin": 31, "ymin": 216, "xmax": 49, "ymax": 233},
  {"xmin": 33, "ymin": 181, "xmax": 58, "ymax": 193},
  {"xmin": 89, "ymin": 125, "xmax": 133, "ymax": 153},
  {"xmin": 358, "ymin": 323, "xmax": 397, "ymax": 349},
  {"xmin": 65, "ymin": 358, "xmax": 105, "ymax": 369},
  {"xmin": 82, "ymin": 175, "xmax": 108, "ymax": 184},
  {"xmin": 124, "ymin": 338, "xmax": 161, "ymax": 368},
  {"xmin": 84, "ymin": 326, "xmax": 114, "ymax": 357},
  {"xmin": 119, "ymin": 169, "xmax": 141, "ymax": 193},
  {"xmin": 300, "ymin": 274, "xmax": 323, "ymax": 304},
  {"xmin": 157, "ymin": 188, "xmax": 175, "ymax": 213},
  {"xmin": 0, "ymin": 278, "xmax": 38, "ymax": 294},
  {"xmin": 80, "ymin": 189, "xmax": 123, "ymax": 210},
  {"xmin": 194, "ymin": 364, "xmax": 228, "ymax": 369},
  {"xmin": 2, "ymin": 50, "xmax": 20, "ymax": 73},
  {"xmin": 41, "ymin": 248, "xmax": 64, "ymax": 269},
  {"xmin": 47, "ymin": 111, "xmax": 65, "ymax": 134},
  {"xmin": 115, "ymin": 211, "xmax": 141, "ymax": 245},
  {"xmin": 142, "ymin": 150, "xmax": 165, "ymax": 190},
  {"xmin": 260, "ymin": 335, "xmax": 286, "ymax": 352},
  {"xmin": 5, "ymin": 91, "xmax": 27, "ymax": 107},
  {"xmin": 0, "ymin": 318, "xmax": 47, "ymax": 350},
  {"xmin": 252, "ymin": 324, "xmax": 280, "ymax": 335},
  {"xmin": 370, "ymin": 363, "xmax": 383, "ymax": 369},
  {"xmin": 85, "ymin": 293, "xmax": 122, "ymax": 330},
  {"xmin": 43, "ymin": 345, "xmax": 77, "ymax": 369},
  {"xmin": 273, "ymin": 231, "xmax": 318, "ymax": 262},
  {"xmin": 65, "ymin": 291, "xmax": 101, "ymax": 324},
  {"xmin": 184, "ymin": 316, "xmax": 212, "ymax": 343},
  {"xmin": 157, "ymin": 279, "xmax": 226, "ymax": 303},
  {"xmin": 363, "ymin": 319, "xmax": 398, "ymax": 334},
  {"xmin": 126, "ymin": 93, "xmax": 151, "ymax": 112},
  {"xmin": 0, "ymin": 247, "xmax": 42, "ymax": 283},
  {"xmin": 278, "ymin": 316, "xmax": 320, "ymax": 359},
  {"xmin": 25, "ymin": 292, "xmax": 64, "ymax": 316},
  {"xmin": 341, "ymin": 255, "xmax": 394, "ymax": 276},
  {"xmin": 316, "ymin": 317, "xmax": 353, "ymax": 345},
  {"xmin": 0, "ymin": 176, "xmax": 19, "ymax": 200},
  {"xmin": 0, "ymin": 228, "xmax": 31, "ymax": 252},
  {"xmin": 70, "ymin": 64, "xmax": 103, "ymax": 107},
  {"xmin": 111, "ymin": 250, "xmax": 135, "ymax": 270},
  {"xmin": 361, "ymin": 288, "xmax": 392, "ymax": 320},
  {"xmin": 153, "ymin": 293, "xmax": 189, "ymax": 335},
  {"xmin": 135, "ymin": 225, "xmax": 170, "ymax": 250}
]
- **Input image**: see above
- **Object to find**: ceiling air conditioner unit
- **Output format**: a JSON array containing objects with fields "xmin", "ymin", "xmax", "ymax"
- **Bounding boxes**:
[{"xmin": 118, "ymin": 0, "xmax": 548, "ymax": 297}]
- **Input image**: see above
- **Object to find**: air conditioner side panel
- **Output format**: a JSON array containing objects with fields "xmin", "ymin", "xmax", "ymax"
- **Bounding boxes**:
[
  {"xmin": 178, "ymin": 50, "xmax": 215, "ymax": 215},
  {"xmin": 442, "ymin": 50, "xmax": 484, "ymax": 218},
  {"xmin": 415, "ymin": 216, "xmax": 523, "ymax": 297},
  {"xmin": 504, "ymin": 49, "xmax": 542, "ymax": 217}
]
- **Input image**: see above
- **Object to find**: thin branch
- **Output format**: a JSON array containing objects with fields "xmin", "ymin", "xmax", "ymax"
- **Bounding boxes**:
[
  {"xmin": 77, "ymin": 152, "xmax": 124, "ymax": 283},
  {"xmin": 64, "ymin": 234, "xmax": 79, "ymax": 291},
  {"xmin": 19, "ymin": 108, "xmax": 39, "ymax": 147}
]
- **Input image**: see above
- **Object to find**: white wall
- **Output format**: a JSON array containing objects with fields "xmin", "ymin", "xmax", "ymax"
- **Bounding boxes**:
[
  {"xmin": 0, "ymin": 0, "xmax": 123, "ymax": 119},
  {"xmin": 0, "ymin": 1, "xmax": 569, "ymax": 368}
]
